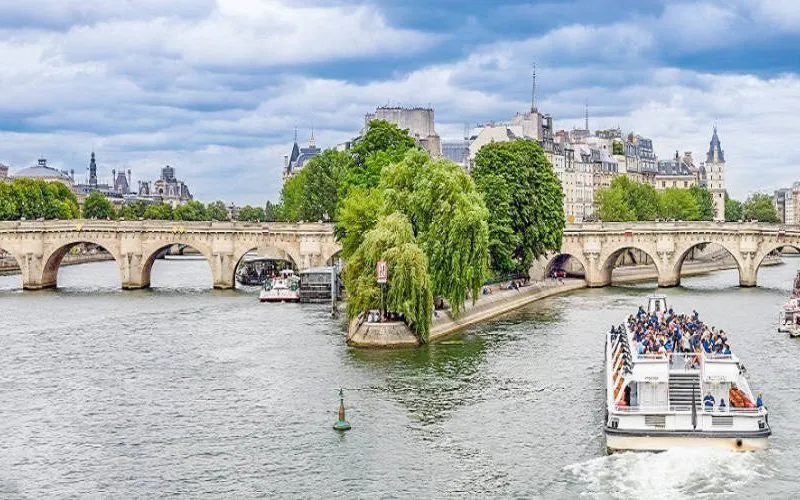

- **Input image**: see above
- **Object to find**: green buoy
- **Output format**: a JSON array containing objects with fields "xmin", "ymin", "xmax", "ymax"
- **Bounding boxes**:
[{"xmin": 333, "ymin": 388, "xmax": 351, "ymax": 431}]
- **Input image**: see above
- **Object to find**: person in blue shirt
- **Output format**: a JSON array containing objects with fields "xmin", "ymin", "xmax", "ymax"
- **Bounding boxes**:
[
  {"xmin": 756, "ymin": 392, "xmax": 763, "ymax": 408},
  {"xmin": 718, "ymin": 398, "xmax": 727, "ymax": 411},
  {"xmin": 703, "ymin": 393, "xmax": 715, "ymax": 409},
  {"xmin": 723, "ymin": 344, "xmax": 731, "ymax": 356}
]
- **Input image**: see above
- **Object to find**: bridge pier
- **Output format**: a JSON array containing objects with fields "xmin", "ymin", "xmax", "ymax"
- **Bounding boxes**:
[
  {"xmin": 19, "ymin": 252, "xmax": 57, "ymax": 290},
  {"xmin": 211, "ymin": 252, "xmax": 237, "ymax": 290}
]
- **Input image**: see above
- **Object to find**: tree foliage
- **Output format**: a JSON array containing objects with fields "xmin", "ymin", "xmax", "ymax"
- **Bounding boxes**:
[
  {"xmin": 743, "ymin": 193, "xmax": 780, "ymax": 223},
  {"xmin": 277, "ymin": 149, "xmax": 350, "ymax": 222},
  {"xmin": 342, "ymin": 213, "xmax": 433, "ymax": 341},
  {"xmin": 206, "ymin": 200, "xmax": 229, "ymax": 221},
  {"xmin": 237, "ymin": 205, "xmax": 267, "ymax": 222},
  {"xmin": 381, "ymin": 150, "xmax": 489, "ymax": 314},
  {"xmin": 264, "ymin": 201, "xmax": 277, "ymax": 222},
  {"xmin": 596, "ymin": 185, "xmax": 636, "ymax": 221},
  {"xmin": 334, "ymin": 187, "xmax": 382, "ymax": 259},
  {"xmin": 0, "ymin": 179, "xmax": 79, "ymax": 220},
  {"xmin": 725, "ymin": 192, "xmax": 743, "ymax": 222},
  {"xmin": 658, "ymin": 188, "xmax": 700, "ymax": 221},
  {"xmin": 341, "ymin": 119, "xmax": 417, "ymax": 195},
  {"xmin": 172, "ymin": 200, "xmax": 207, "ymax": 221},
  {"xmin": 143, "ymin": 202, "xmax": 173, "ymax": 220},
  {"xmin": 119, "ymin": 200, "xmax": 148, "ymax": 220},
  {"xmin": 472, "ymin": 140, "xmax": 564, "ymax": 274},
  {"xmin": 82, "ymin": 191, "xmax": 116, "ymax": 219},
  {"xmin": 689, "ymin": 185, "xmax": 715, "ymax": 221}
]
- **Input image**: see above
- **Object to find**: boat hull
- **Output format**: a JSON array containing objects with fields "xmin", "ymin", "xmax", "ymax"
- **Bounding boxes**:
[
  {"xmin": 259, "ymin": 294, "xmax": 300, "ymax": 303},
  {"xmin": 605, "ymin": 430, "xmax": 770, "ymax": 453}
]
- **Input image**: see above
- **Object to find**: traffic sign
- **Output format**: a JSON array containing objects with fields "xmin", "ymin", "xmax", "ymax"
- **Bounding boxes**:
[{"xmin": 376, "ymin": 260, "xmax": 388, "ymax": 283}]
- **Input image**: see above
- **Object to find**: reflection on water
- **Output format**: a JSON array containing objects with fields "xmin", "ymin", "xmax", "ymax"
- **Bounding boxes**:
[{"xmin": 1, "ymin": 260, "xmax": 799, "ymax": 497}]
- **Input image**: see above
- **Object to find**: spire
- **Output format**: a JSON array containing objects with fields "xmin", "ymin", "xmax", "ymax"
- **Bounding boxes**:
[
  {"xmin": 293, "ymin": 127, "xmax": 298, "ymax": 144},
  {"xmin": 584, "ymin": 100, "xmax": 589, "ymax": 131},
  {"xmin": 707, "ymin": 126, "xmax": 724, "ymax": 163},
  {"xmin": 308, "ymin": 128, "xmax": 316, "ymax": 148},
  {"xmin": 531, "ymin": 63, "xmax": 537, "ymax": 113}
]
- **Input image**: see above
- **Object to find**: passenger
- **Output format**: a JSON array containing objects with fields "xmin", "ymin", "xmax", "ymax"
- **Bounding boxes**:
[
  {"xmin": 703, "ymin": 393, "xmax": 715, "ymax": 409},
  {"xmin": 756, "ymin": 392, "xmax": 763, "ymax": 408},
  {"xmin": 719, "ymin": 398, "xmax": 727, "ymax": 411}
]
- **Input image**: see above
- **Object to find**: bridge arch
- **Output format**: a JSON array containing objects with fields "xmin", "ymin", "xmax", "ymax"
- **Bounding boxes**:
[
  {"xmin": 596, "ymin": 244, "xmax": 662, "ymax": 287},
  {"xmin": 139, "ymin": 240, "xmax": 215, "ymax": 289},
  {"xmin": 40, "ymin": 239, "xmax": 124, "ymax": 289},
  {"xmin": 753, "ymin": 240, "xmax": 800, "ymax": 284},
  {"xmin": 668, "ymin": 240, "xmax": 745, "ymax": 288},
  {"xmin": 544, "ymin": 252, "xmax": 588, "ymax": 280},
  {"xmin": 231, "ymin": 244, "xmax": 299, "ymax": 289}
]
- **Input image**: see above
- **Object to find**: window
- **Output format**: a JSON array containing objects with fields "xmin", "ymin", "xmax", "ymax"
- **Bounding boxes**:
[
  {"xmin": 684, "ymin": 181, "xmax": 688, "ymax": 187},
  {"xmin": 661, "ymin": 181, "xmax": 665, "ymax": 188}
]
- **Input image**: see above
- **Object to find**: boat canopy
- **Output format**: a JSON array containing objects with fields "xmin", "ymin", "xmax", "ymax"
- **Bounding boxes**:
[{"xmin": 646, "ymin": 295, "xmax": 667, "ymax": 314}]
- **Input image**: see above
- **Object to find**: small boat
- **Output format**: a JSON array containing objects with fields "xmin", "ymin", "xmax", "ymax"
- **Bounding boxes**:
[
  {"xmin": 259, "ymin": 269, "xmax": 301, "ymax": 303},
  {"xmin": 605, "ymin": 295, "xmax": 770, "ymax": 452},
  {"xmin": 779, "ymin": 297, "xmax": 800, "ymax": 333}
]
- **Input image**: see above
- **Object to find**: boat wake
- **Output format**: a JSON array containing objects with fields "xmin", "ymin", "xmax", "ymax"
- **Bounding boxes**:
[{"xmin": 564, "ymin": 448, "xmax": 769, "ymax": 499}]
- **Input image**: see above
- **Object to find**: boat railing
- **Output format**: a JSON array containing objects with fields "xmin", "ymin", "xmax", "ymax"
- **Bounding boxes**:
[{"xmin": 613, "ymin": 404, "xmax": 763, "ymax": 414}]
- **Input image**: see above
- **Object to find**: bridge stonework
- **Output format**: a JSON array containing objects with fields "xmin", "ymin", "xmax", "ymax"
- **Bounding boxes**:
[
  {"xmin": 555, "ymin": 222, "xmax": 800, "ymax": 288},
  {"xmin": 0, "ymin": 221, "xmax": 341, "ymax": 290}
]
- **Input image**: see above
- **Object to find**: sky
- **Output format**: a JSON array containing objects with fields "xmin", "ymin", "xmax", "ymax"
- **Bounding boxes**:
[{"xmin": 0, "ymin": 0, "xmax": 799, "ymax": 205}]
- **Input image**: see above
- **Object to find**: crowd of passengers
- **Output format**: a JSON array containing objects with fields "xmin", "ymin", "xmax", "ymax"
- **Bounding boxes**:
[{"xmin": 625, "ymin": 306, "xmax": 732, "ymax": 361}]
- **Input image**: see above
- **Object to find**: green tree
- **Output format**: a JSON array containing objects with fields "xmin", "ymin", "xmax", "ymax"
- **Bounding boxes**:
[
  {"xmin": 380, "ymin": 149, "xmax": 489, "ymax": 314},
  {"xmin": 341, "ymin": 119, "xmax": 417, "ymax": 195},
  {"xmin": 237, "ymin": 205, "xmax": 266, "ymax": 222},
  {"xmin": 689, "ymin": 185, "xmax": 715, "ymax": 221},
  {"xmin": 472, "ymin": 140, "xmax": 564, "ymax": 274},
  {"xmin": 119, "ymin": 200, "xmax": 148, "ymax": 219},
  {"xmin": 173, "ymin": 200, "xmax": 207, "ymax": 221},
  {"xmin": 143, "ymin": 202, "xmax": 173, "ymax": 220},
  {"xmin": 298, "ymin": 149, "xmax": 350, "ymax": 221},
  {"xmin": 596, "ymin": 185, "xmax": 636, "ymax": 221},
  {"xmin": 658, "ymin": 188, "xmax": 699, "ymax": 221},
  {"xmin": 264, "ymin": 201, "xmax": 277, "ymax": 222},
  {"xmin": 82, "ymin": 191, "xmax": 116, "ymax": 219},
  {"xmin": 342, "ymin": 213, "xmax": 433, "ymax": 341},
  {"xmin": 725, "ymin": 192, "xmax": 743, "ymax": 222},
  {"xmin": 742, "ymin": 193, "xmax": 780, "ymax": 223},
  {"xmin": 45, "ymin": 182, "xmax": 80, "ymax": 219},
  {"xmin": 629, "ymin": 181, "xmax": 659, "ymax": 220},
  {"xmin": 0, "ymin": 182, "xmax": 17, "ymax": 220},
  {"xmin": 276, "ymin": 171, "xmax": 305, "ymax": 221},
  {"xmin": 206, "ymin": 200, "xmax": 229, "ymax": 221},
  {"xmin": 334, "ymin": 187, "xmax": 382, "ymax": 259},
  {"xmin": 612, "ymin": 140, "xmax": 624, "ymax": 155}
]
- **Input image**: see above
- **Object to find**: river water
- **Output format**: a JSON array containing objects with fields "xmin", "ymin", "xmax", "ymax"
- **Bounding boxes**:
[{"xmin": 1, "ymin": 257, "xmax": 799, "ymax": 498}]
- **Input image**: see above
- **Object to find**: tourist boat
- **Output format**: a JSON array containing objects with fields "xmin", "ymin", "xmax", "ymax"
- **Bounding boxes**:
[
  {"xmin": 605, "ymin": 295, "xmax": 770, "ymax": 452},
  {"xmin": 258, "ymin": 269, "xmax": 301, "ymax": 303}
]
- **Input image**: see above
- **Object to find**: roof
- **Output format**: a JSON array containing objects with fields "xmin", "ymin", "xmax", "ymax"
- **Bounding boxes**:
[
  {"xmin": 13, "ymin": 159, "xmax": 71, "ymax": 180},
  {"xmin": 707, "ymin": 127, "xmax": 724, "ymax": 163}
]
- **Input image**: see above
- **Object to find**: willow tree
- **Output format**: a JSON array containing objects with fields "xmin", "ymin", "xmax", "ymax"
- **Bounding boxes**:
[
  {"xmin": 343, "ymin": 213, "xmax": 433, "ymax": 341},
  {"xmin": 380, "ymin": 149, "xmax": 489, "ymax": 315}
]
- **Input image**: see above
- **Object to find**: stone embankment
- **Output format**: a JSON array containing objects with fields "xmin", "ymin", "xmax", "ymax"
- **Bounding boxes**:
[{"xmin": 348, "ymin": 254, "xmax": 784, "ymax": 348}]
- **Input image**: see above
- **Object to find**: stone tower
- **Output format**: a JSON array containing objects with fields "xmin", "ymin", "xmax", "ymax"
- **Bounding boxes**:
[
  {"xmin": 88, "ymin": 152, "xmax": 98, "ymax": 188},
  {"xmin": 706, "ymin": 127, "xmax": 726, "ymax": 221}
]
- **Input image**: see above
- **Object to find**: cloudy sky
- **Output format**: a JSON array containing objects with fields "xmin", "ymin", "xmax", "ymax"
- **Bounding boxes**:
[{"xmin": 1, "ymin": 0, "xmax": 798, "ymax": 205}]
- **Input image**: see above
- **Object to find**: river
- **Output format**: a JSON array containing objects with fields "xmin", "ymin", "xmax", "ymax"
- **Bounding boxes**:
[{"xmin": 1, "ymin": 257, "xmax": 799, "ymax": 498}]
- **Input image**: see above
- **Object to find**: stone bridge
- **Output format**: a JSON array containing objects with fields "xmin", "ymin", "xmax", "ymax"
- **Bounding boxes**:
[
  {"xmin": 2, "ymin": 220, "xmax": 799, "ymax": 291},
  {"xmin": 547, "ymin": 221, "xmax": 800, "ymax": 288},
  {"xmin": 0, "ymin": 220, "xmax": 340, "ymax": 290}
]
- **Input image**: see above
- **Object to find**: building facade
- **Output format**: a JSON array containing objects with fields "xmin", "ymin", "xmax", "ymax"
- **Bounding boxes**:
[{"xmin": 138, "ymin": 165, "xmax": 193, "ymax": 207}]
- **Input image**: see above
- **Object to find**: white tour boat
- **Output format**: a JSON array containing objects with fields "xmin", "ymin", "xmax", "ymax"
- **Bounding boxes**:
[
  {"xmin": 259, "ymin": 269, "xmax": 301, "ymax": 303},
  {"xmin": 778, "ymin": 296, "xmax": 800, "ymax": 335},
  {"xmin": 605, "ymin": 295, "xmax": 770, "ymax": 452}
]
